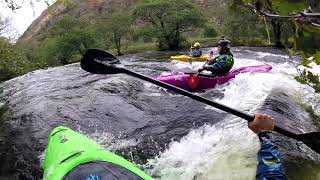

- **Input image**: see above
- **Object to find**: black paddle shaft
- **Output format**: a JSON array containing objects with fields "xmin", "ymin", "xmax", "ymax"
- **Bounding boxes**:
[{"xmin": 123, "ymin": 68, "xmax": 300, "ymax": 139}]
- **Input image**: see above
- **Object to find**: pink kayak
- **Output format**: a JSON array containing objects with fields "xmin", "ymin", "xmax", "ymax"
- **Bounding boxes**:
[{"xmin": 155, "ymin": 65, "xmax": 272, "ymax": 91}]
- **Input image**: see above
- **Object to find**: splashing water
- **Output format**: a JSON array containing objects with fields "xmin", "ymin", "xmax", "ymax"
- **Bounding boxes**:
[{"xmin": 143, "ymin": 49, "xmax": 320, "ymax": 179}]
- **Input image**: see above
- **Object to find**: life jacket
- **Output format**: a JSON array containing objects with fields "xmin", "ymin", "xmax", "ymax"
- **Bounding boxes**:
[
  {"xmin": 217, "ymin": 53, "xmax": 233, "ymax": 71},
  {"xmin": 208, "ymin": 52, "xmax": 234, "ymax": 75},
  {"xmin": 190, "ymin": 48, "xmax": 202, "ymax": 57}
]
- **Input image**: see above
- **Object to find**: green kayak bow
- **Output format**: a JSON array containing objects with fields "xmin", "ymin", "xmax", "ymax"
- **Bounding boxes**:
[{"xmin": 43, "ymin": 126, "xmax": 153, "ymax": 180}]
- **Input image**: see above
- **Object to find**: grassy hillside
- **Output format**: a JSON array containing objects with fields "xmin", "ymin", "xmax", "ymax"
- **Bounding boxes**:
[{"xmin": 17, "ymin": 0, "xmax": 226, "ymax": 44}]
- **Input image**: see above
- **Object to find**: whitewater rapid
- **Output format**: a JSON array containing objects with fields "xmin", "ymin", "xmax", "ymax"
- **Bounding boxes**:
[{"xmin": 143, "ymin": 49, "xmax": 320, "ymax": 179}]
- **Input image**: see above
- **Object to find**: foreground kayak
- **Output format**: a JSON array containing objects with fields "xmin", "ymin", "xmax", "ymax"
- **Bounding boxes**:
[
  {"xmin": 44, "ymin": 126, "xmax": 152, "ymax": 180},
  {"xmin": 155, "ymin": 64, "xmax": 272, "ymax": 91},
  {"xmin": 170, "ymin": 55, "xmax": 209, "ymax": 62}
]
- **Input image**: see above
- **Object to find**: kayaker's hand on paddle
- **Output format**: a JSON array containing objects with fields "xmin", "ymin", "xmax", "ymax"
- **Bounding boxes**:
[{"xmin": 248, "ymin": 113, "xmax": 274, "ymax": 134}]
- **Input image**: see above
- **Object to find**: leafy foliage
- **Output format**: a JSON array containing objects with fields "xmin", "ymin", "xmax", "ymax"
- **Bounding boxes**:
[
  {"xmin": 223, "ymin": 0, "xmax": 269, "ymax": 45},
  {"xmin": 0, "ymin": 37, "xmax": 27, "ymax": 82},
  {"xmin": 294, "ymin": 26, "xmax": 320, "ymax": 56},
  {"xmin": 314, "ymin": 52, "xmax": 320, "ymax": 65},
  {"xmin": 271, "ymin": 0, "xmax": 307, "ymax": 15},
  {"xmin": 241, "ymin": 0, "xmax": 319, "ymax": 48},
  {"xmin": 244, "ymin": 0, "xmax": 320, "ymax": 92},
  {"xmin": 48, "ymin": 31, "xmax": 96, "ymax": 65},
  {"xmin": 22, "ymin": 16, "xmax": 98, "ymax": 66},
  {"xmin": 98, "ymin": 12, "xmax": 133, "ymax": 55},
  {"xmin": 133, "ymin": 0, "xmax": 206, "ymax": 50},
  {"xmin": 203, "ymin": 25, "xmax": 218, "ymax": 38},
  {"xmin": 295, "ymin": 69, "xmax": 320, "ymax": 93}
]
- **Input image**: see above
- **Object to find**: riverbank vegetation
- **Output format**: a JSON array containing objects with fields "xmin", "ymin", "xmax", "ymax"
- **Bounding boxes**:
[
  {"xmin": 241, "ymin": 0, "xmax": 320, "ymax": 124},
  {"xmin": 242, "ymin": 0, "xmax": 320, "ymax": 94},
  {"xmin": 0, "ymin": 0, "xmax": 319, "ymax": 89}
]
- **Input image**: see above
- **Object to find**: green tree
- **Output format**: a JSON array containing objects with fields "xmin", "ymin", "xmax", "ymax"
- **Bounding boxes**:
[
  {"xmin": 0, "ymin": 37, "xmax": 26, "ymax": 81},
  {"xmin": 0, "ymin": 15, "xmax": 29, "ymax": 81},
  {"xmin": 48, "ymin": 31, "xmax": 95, "ymax": 65},
  {"xmin": 133, "ymin": 0, "xmax": 205, "ymax": 50},
  {"xmin": 244, "ymin": 0, "xmax": 319, "ymax": 50},
  {"xmin": 243, "ymin": 0, "xmax": 320, "ymax": 93},
  {"xmin": 98, "ymin": 12, "xmax": 132, "ymax": 55},
  {"xmin": 42, "ymin": 16, "xmax": 97, "ymax": 65},
  {"xmin": 203, "ymin": 24, "xmax": 218, "ymax": 38},
  {"xmin": 223, "ymin": 0, "xmax": 268, "ymax": 44}
]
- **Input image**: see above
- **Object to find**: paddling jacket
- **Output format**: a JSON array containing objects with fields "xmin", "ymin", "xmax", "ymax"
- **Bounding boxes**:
[
  {"xmin": 256, "ymin": 132, "xmax": 286, "ymax": 180},
  {"xmin": 204, "ymin": 52, "xmax": 234, "ymax": 75},
  {"xmin": 190, "ymin": 48, "xmax": 202, "ymax": 57}
]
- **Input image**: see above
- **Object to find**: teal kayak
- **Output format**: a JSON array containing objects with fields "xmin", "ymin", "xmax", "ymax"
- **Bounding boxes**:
[{"xmin": 43, "ymin": 126, "xmax": 153, "ymax": 180}]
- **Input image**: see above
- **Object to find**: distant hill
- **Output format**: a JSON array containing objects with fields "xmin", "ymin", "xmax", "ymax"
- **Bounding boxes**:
[{"xmin": 17, "ymin": 0, "xmax": 226, "ymax": 44}]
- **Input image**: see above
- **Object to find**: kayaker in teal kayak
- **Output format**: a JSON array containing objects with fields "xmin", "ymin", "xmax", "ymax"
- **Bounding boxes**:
[
  {"xmin": 190, "ymin": 42, "xmax": 203, "ymax": 57},
  {"xmin": 198, "ymin": 37, "xmax": 234, "ymax": 75},
  {"xmin": 249, "ymin": 113, "xmax": 286, "ymax": 179}
]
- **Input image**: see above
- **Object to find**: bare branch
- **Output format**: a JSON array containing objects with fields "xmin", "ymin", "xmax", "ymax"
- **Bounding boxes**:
[
  {"xmin": 311, "ymin": 22, "xmax": 320, "ymax": 26},
  {"xmin": 1, "ymin": 0, "xmax": 51, "ymax": 10},
  {"xmin": 256, "ymin": 10, "xmax": 320, "ymax": 19},
  {"xmin": 258, "ymin": 11, "xmax": 301, "ymax": 18},
  {"xmin": 247, "ymin": 2, "xmax": 320, "ymax": 27},
  {"xmin": 302, "ymin": 12, "xmax": 320, "ymax": 18},
  {"xmin": 0, "ymin": 16, "xmax": 11, "ymax": 35}
]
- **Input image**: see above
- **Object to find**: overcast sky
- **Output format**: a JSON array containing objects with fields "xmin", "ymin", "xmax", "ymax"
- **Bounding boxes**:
[{"xmin": 0, "ymin": 0, "xmax": 54, "ymax": 38}]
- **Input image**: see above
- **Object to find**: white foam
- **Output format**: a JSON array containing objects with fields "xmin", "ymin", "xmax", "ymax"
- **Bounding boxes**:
[
  {"xmin": 145, "ymin": 122, "xmax": 259, "ymax": 180},
  {"xmin": 89, "ymin": 131, "xmax": 138, "ymax": 151}
]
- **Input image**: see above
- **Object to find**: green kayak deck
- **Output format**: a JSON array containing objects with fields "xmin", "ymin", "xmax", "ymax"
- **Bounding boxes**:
[{"xmin": 44, "ymin": 126, "xmax": 153, "ymax": 180}]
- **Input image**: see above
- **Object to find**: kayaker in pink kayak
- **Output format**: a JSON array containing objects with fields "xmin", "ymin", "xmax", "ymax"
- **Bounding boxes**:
[
  {"xmin": 198, "ymin": 37, "xmax": 234, "ymax": 75},
  {"xmin": 190, "ymin": 42, "xmax": 203, "ymax": 57}
]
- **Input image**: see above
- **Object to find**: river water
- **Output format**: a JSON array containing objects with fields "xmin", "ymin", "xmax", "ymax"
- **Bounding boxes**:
[{"xmin": 0, "ymin": 47, "xmax": 319, "ymax": 179}]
